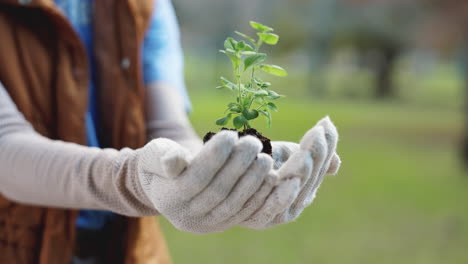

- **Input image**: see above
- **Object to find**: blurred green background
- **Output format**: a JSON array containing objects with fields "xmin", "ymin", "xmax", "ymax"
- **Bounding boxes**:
[{"xmin": 161, "ymin": 0, "xmax": 468, "ymax": 263}]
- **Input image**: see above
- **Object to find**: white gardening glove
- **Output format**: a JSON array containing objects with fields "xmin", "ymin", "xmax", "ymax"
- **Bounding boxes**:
[
  {"xmin": 136, "ymin": 117, "xmax": 339, "ymax": 233},
  {"xmin": 136, "ymin": 130, "xmax": 275, "ymax": 234},
  {"xmin": 239, "ymin": 116, "xmax": 341, "ymax": 229}
]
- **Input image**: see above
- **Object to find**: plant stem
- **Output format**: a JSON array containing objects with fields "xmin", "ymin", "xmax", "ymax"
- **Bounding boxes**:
[
  {"xmin": 250, "ymin": 40, "xmax": 262, "ymax": 91},
  {"xmin": 248, "ymin": 68, "xmax": 256, "ymax": 109},
  {"xmin": 257, "ymin": 39, "xmax": 263, "ymax": 50},
  {"xmin": 256, "ymin": 103, "xmax": 267, "ymax": 110},
  {"xmin": 251, "ymin": 68, "xmax": 256, "ymax": 88},
  {"xmin": 248, "ymin": 40, "xmax": 262, "ymax": 110},
  {"xmin": 236, "ymin": 66, "xmax": 242, "ymax": 110}
]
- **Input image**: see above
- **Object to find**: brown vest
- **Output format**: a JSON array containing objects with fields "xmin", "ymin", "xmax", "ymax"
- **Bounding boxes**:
[{"xmin": 0, "ymin": 0, "xmax": 171, "ymax": 263}]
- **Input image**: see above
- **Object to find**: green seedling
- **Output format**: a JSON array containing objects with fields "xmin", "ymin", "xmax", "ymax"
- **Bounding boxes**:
[{"xmin": 215, "ymin": 21, "xmax": 287, "ymax": 130}]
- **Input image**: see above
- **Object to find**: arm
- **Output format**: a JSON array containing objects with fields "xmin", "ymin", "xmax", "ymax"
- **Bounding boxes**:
[
  {"xmin": 145, "ymin": 82, "xmax": 202, "ymax": 153},
  {"xmin": 141, "ymin": 0, "xmax": 202, "ymax": 153},
  {"xmin": 0, "ymin": 83, "xmax": 155, "ymax": 216},
  {"xmin": 0, "ymin": 0, "xmax": 200, "ymax": 216}
]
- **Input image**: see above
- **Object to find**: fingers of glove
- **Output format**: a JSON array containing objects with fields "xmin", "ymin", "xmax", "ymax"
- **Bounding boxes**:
[
  {"xmin": 306, "ymin": 121, "xmax": 339, "ymax": 199},
  {"xmin": 293, "ymin": 153, "xmax": 340, "ymax": 213},
  {"xmin": 139, "ymin": 138, "xmax": 191, "ymax": 178},
  {"xmin": 267, "ymin": 193, "xmax": 310, "ymax": 228},
  {"xmin": 240, "ymin": 177, "xmax": 301, "ymax": 229},
  {"xmin": 271, "ymin": 141, "xmax": 300, "ymax": 169},
  {"xmin": 298, "ymin": 126, "xmax": 328, "ymax": 187},
  {"xmin": 283, "ymin": 127, "xmax": 328, "ymax": 214},
  {"xmin": 286, "ymin": 164, "xmax": 327, "ymax": 218},
  {"xmin": 280, "ymin": 178, "xmax": 318, "ymax": 225},
  {"xmin": 177, "ymin": 130, "xmax": 238, "ymax": 199},
  {"xmin": 161, "ymin": 147, "xmax": 192, "ymax": 178},
  {"xmin": 326, "ymin": 153, "xmax": 341, "ymax": 175},
  {"xmin": 276, "ymin": 149, "xmax": 313, "ymax": 183},
  {"xmin": 299, "ymin": 125, "xmax": 328, "ymax": 183},
  {"xmin": 277, "ymin": 156, "xmax": 339, "ymax": 224},
  {"xmin": 188, "ymin": 136, "xmax": 263, "ymax": 214},
  {"xmin": 277, "ymin": 192, "xmax": 311, "ymax": 226},
  {"xmin": 222, "ymin": 171, "xmax": 278, "ymax": 226},
  {"xmin": 258, "ymin": 118, "xmax": 339, "ymax": 228},
  {"xmin": 316, "ymin": 116, "xmax": 339, "ymax": 156},
  {"xmin": 316, "ymin": 116, "xmax": 339, "ymax": 177},
  {"xmin": 206, "ymin": 153, "xmax": 273, "ymax": 222},
  {"xmin": 299, "ymin": 125, "xmax": 325, "ymax": 151},
  {"xmin": 289, "ymin": 152, "xmax": 336, "ymax": 213}
]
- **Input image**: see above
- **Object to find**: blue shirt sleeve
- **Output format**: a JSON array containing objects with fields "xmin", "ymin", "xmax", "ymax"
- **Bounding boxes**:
[{"xmin": 141, "ymin": 0, "xmax": 192, "ymax": 112}]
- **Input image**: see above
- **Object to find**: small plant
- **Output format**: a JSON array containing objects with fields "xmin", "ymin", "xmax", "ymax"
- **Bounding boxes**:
[
  {"xmin": 204, "ymin": 21, "xmax": 287, "ymax": 155},
  {"xmin": 215, "ymin": 21, "xmax": 287, "ymax": 129}
]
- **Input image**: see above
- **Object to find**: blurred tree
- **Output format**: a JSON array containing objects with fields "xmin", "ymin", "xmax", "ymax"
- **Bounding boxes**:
[
  {"xmin": 414, "ymin": 0, "xmax": 468, "ymax": 165},
  {"xmin": 427, "ymin": 0, "xmax": 468, "ymax": 166},
  {"xmin": 326, "ymin": 0, "xmax": 423, "ymax": 99}
]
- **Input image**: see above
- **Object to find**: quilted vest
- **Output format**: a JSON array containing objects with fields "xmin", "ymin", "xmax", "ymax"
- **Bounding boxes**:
[{"xmin": 0, "ymin": 0, "xmax": 171, "ymax": 263}]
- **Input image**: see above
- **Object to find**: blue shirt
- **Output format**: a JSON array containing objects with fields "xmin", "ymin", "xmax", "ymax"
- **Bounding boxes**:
[{"xmin": 54, "ymin": 0, "xmax": 190, "ymax": 230}]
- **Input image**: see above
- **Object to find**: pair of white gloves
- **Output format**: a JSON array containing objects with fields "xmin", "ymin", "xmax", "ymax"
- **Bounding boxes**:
[
  {"xmin": 137, "ymin": 117, "xmax": 340, "ymax": 233},
  {"xmin": 0, "ymin": 83, "xmax": 340, "ymax": 234}
]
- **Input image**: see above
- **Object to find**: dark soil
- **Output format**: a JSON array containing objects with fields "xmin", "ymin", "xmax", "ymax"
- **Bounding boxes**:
[{"xmin": 203, "ymin": 128, "xmax": 272, "ymax": 155}]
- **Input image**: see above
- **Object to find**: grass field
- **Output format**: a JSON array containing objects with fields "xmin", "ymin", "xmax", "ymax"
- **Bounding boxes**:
[{"xmin": 159, "ymin": 93, "xmax": 468, "ymax": 264}]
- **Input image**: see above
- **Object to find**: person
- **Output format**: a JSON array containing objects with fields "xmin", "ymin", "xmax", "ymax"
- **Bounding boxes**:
[{"xmin": 0, "ymin": 0, "xmax": 341, "ymax": 263}]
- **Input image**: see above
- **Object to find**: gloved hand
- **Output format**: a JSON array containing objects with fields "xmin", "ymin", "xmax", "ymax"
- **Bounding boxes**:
[
  {"xmin": 239, "ymin": 116, "xmax": 341, "ymax": 229},
  {"xmin": 136, "ymin": 116, "xmax": 340, "ymax": 233},
  {"xmin": 137, "ymin": 130, "xmax": 275, "ymax": 234}
]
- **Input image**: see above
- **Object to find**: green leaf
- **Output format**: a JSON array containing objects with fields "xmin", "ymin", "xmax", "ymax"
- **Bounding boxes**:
[
  {"xmin": 259, "ymin": 110, "xmax": 272, "ymax": 128},
  {"xmin": 256, "ymin": 90, "xmax": 269, "ymax": 96},
  {"xmin": 235, "ymin": 31, "xmax": 256, "ymax": 45},
  {"xmin": 230, "ymin": 107, "xmax": 241, "ymax": 113},
  {"xmin": 244, "ymin": 53, "xmax": 267, "ymax": 71},
  {"xmin": 221, "ymin": 51, "xmax": 240, "ymax": 68},
  {"xmin": 216, "ymin": 114, "xmax": 232, "ymax": 126},
  {"xmin": 225, "ymin": 103, "xmax": 241, "ymax": 113},
  {"xmin": 240, "ymin": 51, "xmax": 257, "ymax": 56},
  {"xmin": 217, "ymin": 86, "xmax": 232, "ymax": 91},
  {"xmin": 224, "ymin": 37, "xmax": 237, "ymax": 50},
  {"xmin": 242, "ymin": 97, "xmax": 251, "ymax": 108},
  {"xmin": 250, "ymin": 21, "xmax": 273, "ymax": 32},
  {"xmin": 267, "ymin": 90, "xmax": 283, "ymax": 99},
  {"xmin": 243, "ymin": 44, "xmax": 255, "ymax": 51},
  {"xmin": 220, "ymin": 77, "xmax": 238, "ymax": 90},
  {"xmin": 253, "ymin": 78, "xmax": 271, "ymax": 89},
  {"xmin": 242, "ymin": 109, "xmax": 259, "ymax": 120},
  {"xmin": 233, "ymin": 115, "xmax": 248, "ymax": 129},
  {"xmin": 257, "ymin": 33, "xmax": 279, "ymax": 45},
  {"xmin": 235, "ymin": 41, "xmax": 246, "ymax": 51},
  {"xmin": 245, "ymin": 88, "xmax": 268, "ymax": 96},
  {"xmin": 260, "ymin": 64, "xmax": 288, "ymax": 77},
  {"xmin": 221, "ymin": 47, "xmax": 241, "ymax": 69},
  {"xmin": 267, "ymin": 102, "xmax": 278, "ymax": 111}
]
